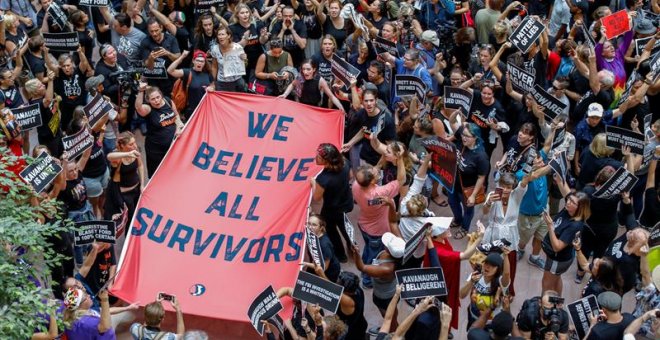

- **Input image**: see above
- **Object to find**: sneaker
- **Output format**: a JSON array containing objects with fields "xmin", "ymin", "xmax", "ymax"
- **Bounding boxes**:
[
  {"xmin": 477, "ymin": 238, "xmax": 511, "ymax": 254},
  {"xmin": 574, "ymin": 271, "xmax": 585, "ymax": 284},
  {"xmin": 527, "ymin": 255, "xmax": 545, "ymax": 270},
  {"xmin": 517, "ymin": 249, "xmax": 525, "ymax": 261}
]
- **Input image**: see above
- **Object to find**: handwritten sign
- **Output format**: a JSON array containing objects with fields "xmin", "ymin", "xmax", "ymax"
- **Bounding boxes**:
[
  {"xmin": 223, "ymin": 49, "xmax": 246, "ymax": 78},
  {"xmin": 601, "ymin": 10, "xmax": 631, "ymax": 40}
]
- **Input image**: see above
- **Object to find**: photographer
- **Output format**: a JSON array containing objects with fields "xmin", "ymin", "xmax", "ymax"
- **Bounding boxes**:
[
  {"xmin": 584, "ymin": 291, "xmax": 634, "ymax": 340},
  {"xmin": 515, "ymin": 290, "xmax": 569, "ymax": 340},
  {"xmin": 130, "ymin": 295, "xmax": 185, "ymax": 339}
]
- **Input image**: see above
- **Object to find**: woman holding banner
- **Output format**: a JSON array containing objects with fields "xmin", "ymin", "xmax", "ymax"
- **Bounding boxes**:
[
  {"xmin": 209, "ymin": 25, "xmax": 248, "ymax": 92},
  {"xmin": 307, "ymin": 213, "xmax": 341, "ymax": 283},
  {"xmin": 278, "ymin": 59, "xmax": 345, "ymax": 111}
]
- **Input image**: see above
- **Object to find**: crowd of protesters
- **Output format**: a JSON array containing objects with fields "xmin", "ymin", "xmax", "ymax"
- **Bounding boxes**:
[{"xmin": 1, "ymin": 0, "xmax": 660, "ymax": 338}]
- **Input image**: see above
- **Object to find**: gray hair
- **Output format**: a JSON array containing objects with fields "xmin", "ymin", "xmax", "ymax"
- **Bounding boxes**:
[{"xmin": 598, "ymin": 70, "xmax": 615, "ymax": 87}]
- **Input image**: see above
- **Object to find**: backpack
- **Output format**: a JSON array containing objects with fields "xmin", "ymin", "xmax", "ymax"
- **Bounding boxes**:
[
  {"xmin": 171, "ymin": 71, "xmax": 192, "ymax": 111},
  {"xmin": 136, "ymin": 324, "xmax": 167, "ymax": 340},
  {"xmin": 516, "ymin": 296, "xmax": 542, "ymax": 332}
]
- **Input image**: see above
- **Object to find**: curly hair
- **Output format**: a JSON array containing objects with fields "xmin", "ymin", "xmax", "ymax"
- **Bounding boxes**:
[
  {"xmin": 317, "ymin": 143, "xmax": 344, "ymax": 172},
  {"xmin": 323, "ymin": 315, "xmax": 348, "ymax": 340}
]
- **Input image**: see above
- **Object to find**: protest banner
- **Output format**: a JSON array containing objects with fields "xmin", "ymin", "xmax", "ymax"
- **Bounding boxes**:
[
  {"xmin": 548, "ymin": 151, "xmax": 568, "ymax": 183},
  {"xmin": 402, "ymin": 222, "xmax": 431, "ymax": 264},
  {"xmin": 331, "ymin": 53, "xmax": 360, "ymax": 86},
  {"xmin": 581, "ymin": 22, "xmax": 596, "ymax": 49},
  {"xmin": 47, "ymin": 2, "xmax": 68, "ymax": 30},
  {"xmin": 395, "ymin": 75, "xmax": 427, "ymax": 103},
  {"xmin": 19, "ymin": 151, "xmax": 63, "ymax": 194},
  {"xmin": 593, "ymin": 167, "xmax": 638, "ymax": 198},
  {"xmin": 292, "ymin": 271, "xmax": 344, "ymax": 313},
  {"xmin": 194, "ymin": 0, "xmax": 225, "ymax": 15},
  {"xmin": 74, "ymin": 221, "xmax": 117, "ymax": 245},
  {"xmin": 421, "ymin": 136, "xmax": 458, "ymax": 193},
  {"xmin": 343, "ymin": 213, "xmax": 357, "ymax": 246},
  {"xmin": 443, "ymin": 86, "xmax": 473, "ymax": 114},
  {"xmin": 223, "ymin": 49, "xmax": 247, "ymax": 78},
  {"xmin": 509, "ymin": 17, "xmax": 546, "ymax": 53},
  {"xmin": 43, "ymin": 32, "xmax": 80, "ymax": 52},
  {"xmin": 531, "ymin": 84, "xmax": 566, "ymax": 120},
  {"xmin": 110, "ymin": 92, "xmax": 344, "ymax": 321},
  {"xmin": 78, "ymin": 0, "xmax": 109, "ymax": 6},
  {"xmin": 84, "ymin": 94, "xmax": 114, "ymax": 129},
  {"xmin": 62, "ymin": 127, "xmax": 94, "ymax": 161},
  {"xmin": 601, "ymin": 10, "xmax": 631, "ymax": 40},
  {"xmin": 247, "ymin": 285, "xmax": 283, "ymax": 336},
  {"xmin": 373, "ymin": 36, "xmax": 399, "ymax": 56},
  {"xmin": 11, "ymin": 103, "xmax": 41, "ymax": 131},
  {"xmin": 305, "ymin": 227, "xmax": 325, "ymax": 270},
  {"xmin": 396, "ymin": 267, "xmax": 447, "ymax": 300},
  {"xmin": 605, "ymin": 125, "xmax": 645, "ymax": 155},
  {"xmin": 634, "ymin": 36, "xmax": 660, "ymax": 56},
  {"xmin": 506, "ymin": 63, "xmax": 535, "ymax": 94},
  {"xmin": 567, "ymin": 295, "xmax": 599, "ymax": 340}
]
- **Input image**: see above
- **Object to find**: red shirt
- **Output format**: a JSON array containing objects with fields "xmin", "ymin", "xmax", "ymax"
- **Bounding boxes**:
[{"xmin": 424, "ymin": 239, "xmax": 461, "ymax": 329}]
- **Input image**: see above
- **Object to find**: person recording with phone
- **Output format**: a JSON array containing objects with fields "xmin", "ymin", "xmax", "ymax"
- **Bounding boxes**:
[
  {"xmin": 130, "ymin": 293, "xmax": 185, "ymax": 339},
  {"xmin": 515, "ymin": 290, "xmax": 570, "ymax": 340},
  {"xmin": 584, "ymin": 291, "xmax": 635, "ymax": 340}
]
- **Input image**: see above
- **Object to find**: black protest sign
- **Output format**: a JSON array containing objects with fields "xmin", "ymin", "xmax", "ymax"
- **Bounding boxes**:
[
  {"xmin": 78, "ymin": 0, "xmax": 109, "ymax": 7},
  {"xmin": 292, "ymin": 271, "xmax": 344, "ymax": 313},
  {"xmin": 509, "ymin": 17, "xmax": 546, "ymax": 53},
  {"xmin": 531, "ymin": 84, "xmax": 566, "ymax": 120},
  {"xmin": 548, "ymin": 151, "xmax": 568, "ymax": 183},
  {"xmin": 507, "ymin": 63, "xmax": 535, "ymax": 94},
  {"xmin": 47, "ymin": 2, "xmax": 69, "ymax": 30},
  {"xmin": 62, "ymin": 127, "xmax": 94, "ymax": 161},
  {"xmin": 552, "ymin": 126, "xmax": 566, "ymax": 150},
  {"xmin": 421, "ymin": 136, "xmax": 458, "ymax": 193},
  {"xmin": 443, "ymin": 86, "xmax": 473, "ymax": 114},
  {"xmin": 651, "ymin": 51, "xmax": 660, "ymax": 76},
  {"xmin": 247, "ymin": 285, "xmax": 283, "ymax": 336},
  {"xmin": 373, "ymin": 36, "xmax": 399, "ymax": 57},
  {"xmin": 619, "ymin": 72, "xmax": 639, "ymax": 104},
  {"xmin": 644, "ymin": 114, "xmax": 654, "ymax": 141},
  {"xmin": 343, "ymin": 213, "xmax": 357, "ymax": 246},
  {"xmin": 331, "ymin": 53, "xmax": 360, "ymax": 86},
  {"xmin": 634, "ymin": 36, "xmax": 660, "ymax": 56},
  {"xmin": 650, "ymin": 223, "xmax": 660, "ymax": 249},
  {"xmin": 19, "ymin": 151, "xmax": 63, "ymax": 194},
  {"xmin": 11, "ymin": 103, "xmax": 42, "ymax": 131},
  {"xmin": 194, "ymin": 0, "xmax": 225, "ymax": 15},
  {"xmin": 581, "ymin": 22, "xmax": 596, "ymax": 50},
  {"xmin": 305, "ymin": 227, "xmax": 325, "ymax": 270},
  {"xmin": 395, "ymin": 267, "xmax": 447, "ymax": 300},
  {"xmin": 605, "ymin": 125, "xmax": 645, "ymax": 155},
  {"xmin": 395, "ymin": 75, "xmax": 427, "ymax": 103},
  {"xmin": 84, "ymin": 94, "xmax": 113, "ymax": 128},
  {"xmin": 44, "ymin": 32, "xmax": 80, "ymax": 51},
  {"xmin": 73, "ymin": 220, "xmax": 116, "ymax": 245},
  {"xmin": 567, "ymin": 295, "xmax": 599, "ymax": 340},
  {"xmin": 402, "ymin": 222, "xmax": 431, "ymax": 264},
  {"xmin": 593, "ymin": 167, "xmax": 638, "ymax": 198},
  {"xmin": 142, "ymin": 58, "xmax": 168, "ymax": 79}
]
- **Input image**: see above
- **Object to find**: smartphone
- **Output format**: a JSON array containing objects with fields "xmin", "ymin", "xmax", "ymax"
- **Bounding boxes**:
[
  {"xmin": 495, "ymin": 187, "xmax": 503, "ymax": 197},
  {"xmin": 574, "ymin": 231, "xmax": 581, "ymax": 243},
  {"xmin": 367, "ymin": 198, "xmax": 383, "ymax": 206},
  {"xmin": 158, "ymin": 292, "xmax": 175, "ymax": 301}
]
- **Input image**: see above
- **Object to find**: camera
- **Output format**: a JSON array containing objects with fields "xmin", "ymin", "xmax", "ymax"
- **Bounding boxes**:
[
  {"xmin": 367, "ymin": 198, "xmax": 383, "ymax": 206},
  {"xmin": 110, "ymin": 68, "xmax": 145, "ymax": 93},
  {"xmin": 544, "ymin": 296, "xmax": 565, "ymax": 333}
]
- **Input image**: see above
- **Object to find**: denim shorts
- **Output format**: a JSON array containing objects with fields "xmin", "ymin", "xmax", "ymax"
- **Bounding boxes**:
[{"xmin": 83, "ymin": 167, "xmax": 110, "ymax": 198}]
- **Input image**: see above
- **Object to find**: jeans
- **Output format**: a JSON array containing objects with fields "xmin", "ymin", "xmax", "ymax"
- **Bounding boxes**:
[
  {"xmin": 68, "ymin": 202, "xmax": 95, "ymax": 264},
  {"xmin": 448, "ymin": 189, "xmax": 475, "ymax": 231},
  {"xmin": 103, "ymin": 137, "xmax": 116, "ymax": 156},
  {"xmin": 360, "ymin": 229, "xmax": 384, "ymax": 285}
]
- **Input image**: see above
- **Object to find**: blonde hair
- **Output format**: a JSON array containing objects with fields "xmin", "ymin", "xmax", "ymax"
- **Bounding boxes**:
[
  {"xmin": 589, "ymin": 133, "xmax": 614, "ymax": 158},
  {"xmin": 24, "ymin": 79, "xmax": 42, "ymax": 98},
  {"xmin": 492, "ymin": 21, "xmax": 510, "ymax": 39},
  {"xmin": 231, "ymin": 3, "xmax": 251, "ymax": 24},
  {"xmin": 406, "ymin": 194, "xmax": 427, "ymax": 216},
  {"xmin": 144, "ymin": 301, "xmax": 166, "ymax": 326},
  {"xmin": 3, "ymin": 13, "xmax": 17, "ymax": 30}
]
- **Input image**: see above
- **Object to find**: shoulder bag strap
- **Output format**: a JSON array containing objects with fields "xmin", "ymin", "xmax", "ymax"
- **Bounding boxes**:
[{"xmin": 185, "ymin": 70, "xmax": 193, "ymax": 90}]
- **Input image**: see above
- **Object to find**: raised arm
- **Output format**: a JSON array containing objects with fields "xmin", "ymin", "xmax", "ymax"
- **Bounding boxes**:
[
  {"xmin": 150, "ymin": 6, "xmax": 178, "ymax": 36},
  {"xmin": 167, "ymin": 50, "xmax": 190, "ymax": 78}
]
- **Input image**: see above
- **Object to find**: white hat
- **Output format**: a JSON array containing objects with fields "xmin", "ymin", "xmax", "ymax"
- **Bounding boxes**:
[
  {"xmin": 431, "ymin": 223, "xmax": 449, "ymax": 237},
  {"xmin": 382, "ymin": 232, "xmax": 405, "ymax": 258},
  {"xmin": 587, "ymin": 103, "xmax": 603, "ymax": 118},
  {"xmin": 420, "ymin": 30, "xmax": 440, "ymax": 48}
]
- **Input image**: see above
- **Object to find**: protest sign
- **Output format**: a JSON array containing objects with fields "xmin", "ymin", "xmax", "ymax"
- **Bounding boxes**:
[
  {"xmin": 43, "ymin": 32, "xmax": 80, "ymax": 52},
  {"xmin": 644, "ymin": 114, "xmax": 654, "ymax": 141},
  {"xmin": 343, "ymin": 213, "xmax": 357, "ymax": 246},
  {"xmin": 223, "ymin": 49, "xmax": 247, "ymax": 78},
  {"xmin": 110, "ymin": 92, "xmax": 344, "ymax": 321},
  {"xmin": 601, "ymin": 10, "xmax": 631, "ymax": 40},
  {"xmin": 606, "ymin": 125, "xmax": 645, "ymax": 155},
  {"xmin": 552, "ymin": 126, "xmax": 566, "ymax": 150},
  {"xmin": 634, "ymin": 36, "xmax": 660, "ymax": 56},
  {"xmin": 443, "ymin": 86, "xmax": 473, "ymax": 114},
  {"xmin": 548, "ymin": 151, "xmax": 568, "ymax": 183},
  {"xmin": 593, "ymin": 167, "xmax": 638, "ymax": 198},
  {"xmin": 373, "ymin": 36, "xmax": 399, "ymax": 56},
  {"xmin": 506, "ymin": 63, "xmax": 535, "ymax": 94},
  {"xmin": 581, "ymin": 22, "xmax": 596, "ymax": 49},
  {"xmin": 421, "ymin": 136, "xmax": 458, "ymax": 193},
  {"xmin": 19, "ymin": 151, "xmax": 62, "ymax": 194},
  {"xmin": 84, "ymin": 94, "xmax": 114, "ymax": 129},
  {"xmin": 78, "ymin": 0, "xmax": 109, "ymax": 6},
  {"xmin": 396, "ymin": 267, "xmax": 447, "ymax": 300},
  {"xmin": 74, "ymin": 221, "xmax": 116, "ymax": 245},
  {"xmin": 62, "ymin": 127, "xmax": 95, "ymax": 161},
  {"xmin": 402, "ymin": 222, "xmax": 431, "ymax": 264},
  {"xmin": 651, "ymin": 52, "xmax": 660, "ymax": 82},
  {"xmin": 395, "ymin": 75, "xmax": 427, "ymax": 103},
  {"xmin": 247, "ymin": 285, "xmax": 283, "ymax": 336},
  {"xmin": 567, "ymin": 295, "xmax": 599, "ymax": 340},
  {"xmin": 305, "ymin": 227, "xmax": 325, "ymax": 270},
  {"xmin": 531, "ymin": 84, "xmax": 566, "ymax": 120},
  {"xmin": 47, "ymin": 2, "xmax": 68, "ymax": 30},
  {"xmin": 292, "ymin": 271, "xmax": 344, "ymax": 313},
  {"xmin": 194, "ymin": 0, "xmax": 225, "ymax": 15},
  {"xmin": 11, "ymin": 103, "xmax": 41, "ymax": 131},
  {"xmin": 509, "ymin": 17, "xmax": 546, "ymax": 53},
  {"xmin": 331, "ymin": 53, "xmax": 360, "ymax": 86},
  {"xmin": 142, "ymin": 58, "xmax": 168, "ymax": 79},
  {"xmin": 619, "ymin": 72, "xmax": 639, "ymax": 105}
]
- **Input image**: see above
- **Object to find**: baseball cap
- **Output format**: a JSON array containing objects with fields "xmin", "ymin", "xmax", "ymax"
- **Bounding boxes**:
[
  {"xmin": 597, "ymin": 291, "xmax": 622, "ymax": 311},
  {"xmin": 420, "ymin": 30, "xmax": 440, "ymax": 47},
  {"xmin": 193, "ymin": 49, "xmax": 207, "ymax": 61},
  {"xmin": 382, "ymin": 232, "xmax": 405, "ymax": 258},
  {"xmin": 484, "ymin": 253, "xmax": 504, "ymax": 267},
  {"xmin": 431, "ymin": 223, "xmax": 449, "ymax": 237},
  {"xmin": 587, "ymin": 103, "xmax": 603, "ymax": 118},
  {"xmin": 85, "ymin": 75, "xmax": 104, "ymax": 91},
  {"xmin": 490, "ymin": 311, "xmax": 514, "ymax": 336}
]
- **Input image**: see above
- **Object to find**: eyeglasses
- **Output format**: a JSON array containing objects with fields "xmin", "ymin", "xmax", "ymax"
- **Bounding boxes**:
[
  {"xmin": 463, "ymin": 134, "xmax": 475, "ymax": 139},
  {"xmin": 403, "ymin": 56, "xmax": 415, "ymax": 61}
]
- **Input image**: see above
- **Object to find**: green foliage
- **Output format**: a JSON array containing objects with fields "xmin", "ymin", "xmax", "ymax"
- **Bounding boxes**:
[{"xmin": 0, "ymin": 147, "xmax": 73, "ymax": 339}]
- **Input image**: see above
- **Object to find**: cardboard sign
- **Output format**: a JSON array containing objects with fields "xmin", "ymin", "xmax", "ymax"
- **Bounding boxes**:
[
  {"xmin": 78, "ymin": 0, "xmax": 109, "ymax": 6},
  {"xmin": 292, "ymin": 271, "xmax": 344, "ymax": 313},
  {"xmin": 247, "ymin": 285, "xmax": 283, "ymax": 336},
  {"xmin": 395, "ymin": 267, "xmax": 447, "ymax": 300},
  {"xmin": 509, "ymin": 17, "xmax": 546, "ymax": 53},
  {"xmin": 11, "ymin": 103, "xmax": 42, "ymax": 131},
  {"xmin": 601, "ymin": 10, "xmax": 631, "ymax": 40},
  {"xmin": 47, "ymin": 2, "xmax": 68, "ymax": 30},
  {"xmin": 531, "ymin": 84, "xmax": 566, "ymax": 120},
  {"xmin": 305, "ymin": 227, "xmax": 325, "ymax": 270},
  {"xmin": 507, "ymin": 63, "xmax": 535, "ymax": 94},
  {"xmin": 73, "ymin": 220, "xmax": 117, "ymax": 245},
  {"xmin": 634, "ymin": 36, "xmax": 660, "ymax": 57},
  {"xmin": 443, "ymin": 86, "xmax": 473, "ymax": 114},
  {"xmin": 567, "ymin": 295, "xmax": 599, "ymax": 340},
  {"xmin": 395, "ymin": 75, "xmax": 427, "ymax": 103},
  {"xmin": 421, "ymin": 136, "xmax": 458, "ymax": 193},
  {"xmin": 402, "ymin": 222, "xmax": 431, "ymax": 264},
  {"xmin": 593, "ymin": 167, "xmax": 638, "ymax": 198},
  {"xmin": 343, "ymin": 213, "xmax": 357, "ymax": 246},
  {"xmin": 44, "ymin": 32, "xmax": 80, "ymax": 52},
  {"xmin": 548, "ymin": 151, "xmax": 568, "ymax": 183},
  {"xmin": 605, "ymin": 125, "xmax": 645, "ymax": 155},
  {"xmin": 19, "ymin": 151, "xmax": 63, "ymax": 194},
  {"xmin": 373, "ymin": 36, "xmax": 399, "ymax": 57},
  {"xmin": 581, "ymin": 22, "xmax": 596, "ymax": 49},
  {"xmin": 84, "ymin": 94, "xmax": 114, "ymax": 129},
  {"xmin": 62, "ymin": 127, "xmax": 94, "ymax": 161},
  {"xmin": 223, "ymin": 49, "xmax": 246, "ymax": 78},
  {"xmin": 331, "ymin": 53, "xmax": 360, "ymax": 86}
]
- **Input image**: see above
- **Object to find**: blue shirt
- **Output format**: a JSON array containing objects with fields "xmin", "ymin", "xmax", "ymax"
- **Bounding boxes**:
[
  {"xmin": 516, "ymin": 150, "xmax": 548, "ymax": 216},
  {"xmin": 419, "ymin": 1, "xmax": 456, "ymax": 31}
]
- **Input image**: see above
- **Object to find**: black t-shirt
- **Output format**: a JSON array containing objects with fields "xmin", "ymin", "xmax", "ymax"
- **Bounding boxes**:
[
  {"xmin": 270, "ymin": 20, "xmax": 308, "ymax": 66},
  {"xmin": 583, "ymin": 185, "xmax": 620, "ymax": 232},
  {"xmin": 297, "ymin": 6, "xmax": 323, "ymax": 39},
  {"xmin": 542, "ymin": 209, "xmax": 583, "ymax": 261},
  {"xmin": 585, "ymin": 313, "xmax": 635, "ymax": 340},
  {"xmin": 319, "ymin": 234, "xmax": 340, "ymax": 282},
  {"xmin": 58, "ymin": 172, "xmax": 87, "ymax": 213},
  {"xmin": 604, "ymin": 234, "xmax": 640, "ymax": 293},
  {"xmin": 521, "ymin": 52, "xmax": 547, "ymax": 89},
  {"xmin": 323, "ymin": 19, "xmax": 346, "ymax": 52},
  {"xmin": 572, "ymin": 89, "xmax": 614, "ymax": 122},
  {"xmin": 0, "ymin": 86, "xmax": 25, "ymax": 109},
  {"xmin": 502, "ymin": 139, "xmax": 537, "ymax": 174},
  {"xmin": 467, "ymin": 328, "xmax": 525, "ymax": 340},
  {"xmin": 311, "ymin": 53, "xmax": 333, "ymax": 84},
  {"xmin": 94, "ymin": 55, "xmax": 131, "ymax": 105},
  {"xmin": 316, "ymin": 162, "xmax": 353, "ymax": 214},
  {"xmin": 55, "ymin": 68, "xmax": 88, "ymax": 129},
  {"xmin": 229, "ymin": 21, "xmax": 265, "ymax": 69},
  {"xmin": 468, "ymin": 91, "xmax": 505, "ymax": 144},
  {"xmin": 353, "ymin": 109, "xmax": 396, "ymax": 165},
  {"xmin": 145, "ymin": 100, "xmax": 177, "ymax": 147},
  {"xmin": 181, "ymin": 68, "xmax": 213, "ymax": 114},
  {"xmin": 31, "ymin": 98, "xmax": 62, "ymax": 142},
  {"xmin": 87, "ymin": 248, "xmax": 116, "ymax": 295},
  {"xmin": 82, "ymin": 134, "xmax": 108, "ymax": 179},
  {"xmin": 640, "ymin": 187, "xmax": 659, "ymax": 229},
  {"xmin": 517, "ymin": 299, "xmax": 570, "ymax": 340},
  {"xmin": 577, "ymin": 151, "xmax": 622, "ymax": 189},
  {"xmin": 139, "ymin": 33, "xmax": 181, "ymax": 95},
  {"xmin": 76, "ymin": 29, "xmax": 95, "ymax": 63},
  {"xmin": 25, "ymin": 53, "xmax": 46, "ymax": 77},
  {"xmin": 375, "ymin": 80, "xmax": 391, "ymax": 108},
  {"xmin": 456, "ymin": 147, "xmax": 489, "ymax": 189}
]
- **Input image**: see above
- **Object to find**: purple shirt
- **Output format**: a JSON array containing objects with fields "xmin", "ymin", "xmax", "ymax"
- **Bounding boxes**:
[{"xmin": 65, "ymin": 314, "xmax": 116, "ymax": 339}]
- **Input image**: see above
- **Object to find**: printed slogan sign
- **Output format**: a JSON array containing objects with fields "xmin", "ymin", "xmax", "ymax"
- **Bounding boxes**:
[
  {"xmin": 568, "ymin": 295, "xmax": 599, "ymax": 340},
  {"xmin": 11, "ymin": 103, "xmax": 42, "ymax": 131},
  {"xmin": 111, "ymin": 92, "xmax": 344, "ymax": 321},
  {"xmin": 509, "ymin": 17, "xmax": 546, "ymax": 53},
  {"xmin": 247, "ymin": 285, "xmax": 283, "ymax": 336},
  {"xmin": 593, "ymin": 167, "xmax": 638, "ymax": 198},
  {"xmin": 73, "ymin": 221, "xmax": 116, "ymax": 245},
  {"xmin": 396, "ymin": 267, "xmax": 447, "ymax": 300},
  {"xmin": 19, "ymin": 151, "xmax": 62, "ymax": 194},
  {"xmin": 44, "ymin": 32, "xmax": 80, "ymax": 52},
  {"xmin": 292, "ymin": 270, "xmax": 344, "ymax": 313},
  {"xmin": 421, "ymin": 136, "xmax": 458, "ymax": 193}
]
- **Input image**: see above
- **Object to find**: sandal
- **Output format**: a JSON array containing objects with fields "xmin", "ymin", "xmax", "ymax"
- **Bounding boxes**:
[
  {"xmin": 453, "ymin": 229, "xmax": 467, "ymax": 240},
  {"xmin": 449, "ymin": 220, "xmax": 462, "ymax": 229},
  {"xmin": 432, "ymin": 196, "xmax": 449, "ymax": 207}
]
